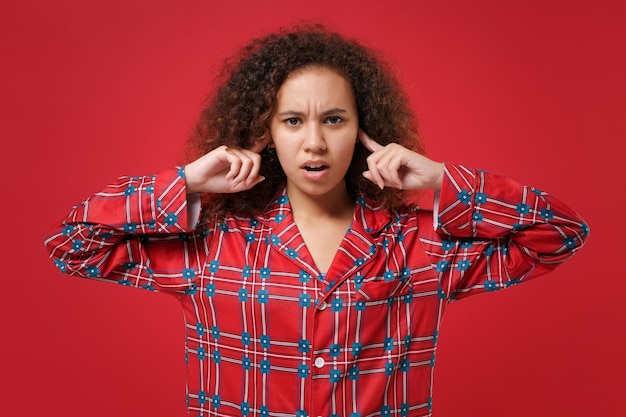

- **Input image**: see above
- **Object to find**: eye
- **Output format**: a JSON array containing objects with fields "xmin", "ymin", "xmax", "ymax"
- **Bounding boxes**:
[
  {"xmin": 284, "ymin": 117, "xmax": 301, "ymax": 126},
  {"xmin": 325, "ymin": 116, "xmax": 343, "ymax": 125}
]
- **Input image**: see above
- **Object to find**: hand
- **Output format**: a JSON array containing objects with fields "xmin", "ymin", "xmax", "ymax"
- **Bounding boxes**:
[
  {"xmin": 184, "ymin": 138, "xmax": 270, "ymax": 194},
  {"xmin": 359, "ymin": 130, "xmax": 444, "ymax": 190}
]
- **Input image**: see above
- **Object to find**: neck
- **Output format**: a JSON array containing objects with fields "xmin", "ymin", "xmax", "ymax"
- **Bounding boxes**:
[{"xmin": 286, "ymin": 183, "xmax": 354, "ymax": 221}]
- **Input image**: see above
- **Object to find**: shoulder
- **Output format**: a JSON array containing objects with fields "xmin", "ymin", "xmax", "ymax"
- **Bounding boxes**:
[{"xmin": 357, "ymin": 196, "xmax": 435, "ymax": 235}]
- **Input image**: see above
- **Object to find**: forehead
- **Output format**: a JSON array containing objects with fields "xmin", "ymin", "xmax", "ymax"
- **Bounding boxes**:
[{"xmin": 276, "ymin": 66, "xmax": 355, "ymax": 107}]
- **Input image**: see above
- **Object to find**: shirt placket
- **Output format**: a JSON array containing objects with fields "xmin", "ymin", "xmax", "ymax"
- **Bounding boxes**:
[{"xmin": 302, "ymin": 229, "xmax": 378, "ymax": 417}]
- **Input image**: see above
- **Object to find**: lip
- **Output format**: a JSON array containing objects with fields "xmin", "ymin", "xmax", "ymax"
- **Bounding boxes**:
[
  {"xmin": 300, "ymin": 160, "xmax": 329, "ymax": 169},
  {"xmin": 301, "ymin": 160, "xmax": 329, "ymax": 180}
]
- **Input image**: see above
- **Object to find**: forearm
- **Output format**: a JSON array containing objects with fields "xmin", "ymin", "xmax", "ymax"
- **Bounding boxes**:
[
  {"xmin": 44, "ymin": 167, "xmax": 199, "ymax": 280},
  {"xmin": 424, "ymin": 163, "xmax": 589, "ymax": 300}
]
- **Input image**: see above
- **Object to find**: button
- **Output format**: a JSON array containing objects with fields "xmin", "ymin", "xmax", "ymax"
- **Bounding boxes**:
[
  {"xmin": 314, "ymin": 357, "xmax": 325, "ymax": 368},
  {"xmin": 318, "ymin": 301, "xmax": 327, "ymax": 310}
]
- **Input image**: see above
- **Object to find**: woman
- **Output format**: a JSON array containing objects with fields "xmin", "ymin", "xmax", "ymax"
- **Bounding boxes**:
[{"xmin": 45, "ymin": 25, "xmax": 588, "ymax": 417}]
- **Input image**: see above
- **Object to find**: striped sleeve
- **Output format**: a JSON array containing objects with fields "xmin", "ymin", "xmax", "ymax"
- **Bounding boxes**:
[
  {"xmin": 44, "ymin": 167, "xmax": 207, "ymax": 294},
  {"xmin": 420, "ymin": 164, "xmax": 589, "ymax": 300}
]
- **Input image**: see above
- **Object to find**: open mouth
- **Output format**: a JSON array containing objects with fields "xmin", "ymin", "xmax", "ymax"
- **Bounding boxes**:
[{"xmin": 303, "ymin": 164, "xmax": 328, "ymax": 172}]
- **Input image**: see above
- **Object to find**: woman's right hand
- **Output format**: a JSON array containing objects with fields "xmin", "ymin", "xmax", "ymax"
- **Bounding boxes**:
[{"xmin": 184, "ymin": 139, "xmax": 270, "ymax": 194}]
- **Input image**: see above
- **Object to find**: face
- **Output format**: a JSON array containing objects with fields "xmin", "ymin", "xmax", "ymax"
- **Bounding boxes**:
[{"xmin": 270, "ymin": 66, "xmax": 359, "ymax": 203}]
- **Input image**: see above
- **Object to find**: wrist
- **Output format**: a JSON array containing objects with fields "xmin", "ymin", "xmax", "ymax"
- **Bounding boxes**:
[
  {"xmin": 184, "ymin": 164, "xmax": 201, "ymax": 194},
  {"xmin": 431, "ymin": 162, "xmax": 445, "ymax": 190}
]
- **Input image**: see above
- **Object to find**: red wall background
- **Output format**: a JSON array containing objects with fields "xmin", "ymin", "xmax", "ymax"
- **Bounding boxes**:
[{"xmin": 1, "ymin": 0, "xmax": 624, "ymax": 415}]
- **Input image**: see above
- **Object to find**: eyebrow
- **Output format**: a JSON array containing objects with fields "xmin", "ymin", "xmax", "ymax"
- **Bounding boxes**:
[{"xmin": 276, "ymin": 108, "xmax": 348, "ymax": 117}]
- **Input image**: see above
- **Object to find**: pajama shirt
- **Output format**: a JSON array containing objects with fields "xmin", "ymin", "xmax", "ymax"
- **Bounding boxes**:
[{"xmin": 45, "ymin": 163, "xmax": 588, "ymax": 417}]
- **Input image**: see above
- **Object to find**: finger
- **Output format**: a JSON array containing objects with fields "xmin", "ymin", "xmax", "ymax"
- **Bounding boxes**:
[
  {"xmin": 233, "ymin": 150, "xmax": 265, "ymax": 186},
  {"xmin": 358, "ymin": 129, "xmax": 384, "ymax": 153},
  {"xmin": 229, "ymin": 150, "xmax": 255, "ymax": 185},
  {"xmin": 362, "ymin": 170, "xmax": 375, "ymax": 186},
  {"xmin": 249, "ymin": 136, "xmax": 272, "ymax": 154},
  {"xmin": 232, "ymin": 158, "xmax": 253, "ymax": 185},
  {"xmin": 244, "ymin": 152, "xmax": 263, "ymax": 184},
  {"xmin": 224, "ymin": 148, "xmax": 243, "ymax": 181},
  {"xmin": 373, "ymin": 147, "xmax": 404, "ymax": 188},
  {"xmin": 248, "ymin": 174, "xmax": 265, "ymax": 188},
  {"xmin": 382, "ymin": 154, "xmax": 405, "ymax": 189},
  {"xmin": 364, "ymin": 154, "xmax": 386, "ymax": 189}
]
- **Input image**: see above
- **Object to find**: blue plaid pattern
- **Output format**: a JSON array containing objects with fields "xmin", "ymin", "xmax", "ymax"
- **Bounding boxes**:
[{"xmin": 44, "ymin": 164, "xmax": 588, "ymax": 416}]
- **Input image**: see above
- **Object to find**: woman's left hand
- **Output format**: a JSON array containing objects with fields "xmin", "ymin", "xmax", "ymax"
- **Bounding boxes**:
[{"xmin": 359, "ymin": 130, "xmax": 444, "ymax": 191}]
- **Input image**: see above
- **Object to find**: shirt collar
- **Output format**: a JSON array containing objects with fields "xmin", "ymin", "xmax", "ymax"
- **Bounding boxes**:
[{"xmin": 255, "ymin": 189, "xmax": 394, "ymax": 235}]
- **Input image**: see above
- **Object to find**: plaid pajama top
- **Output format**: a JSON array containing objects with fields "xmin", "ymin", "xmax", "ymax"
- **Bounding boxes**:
[{"xmin": 44, "ymin": 163, "xmax": 588, "ymax": 417}]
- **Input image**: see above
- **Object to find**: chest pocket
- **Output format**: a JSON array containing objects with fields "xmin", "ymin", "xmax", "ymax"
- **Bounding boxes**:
[
  {"xmin": 356, "ymin": 276, "xmax": 412, "ymax": 301},
  {"xmin": 355, "ymin": 272, "xmax": 440, "ymax": 302},
  {"xmin": 354, "ymin": 220, "xmax": 444, "ymax": 301}
]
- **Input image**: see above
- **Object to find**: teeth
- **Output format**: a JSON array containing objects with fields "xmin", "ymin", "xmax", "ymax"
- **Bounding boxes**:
[{"xmin": 304, "ymin": 164, "xmax": 326, "ymax": 172}]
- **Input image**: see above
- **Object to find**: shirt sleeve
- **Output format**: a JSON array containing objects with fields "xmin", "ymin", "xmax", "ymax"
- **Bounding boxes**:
[
  {"xmin": 418, "ymin": 163, "xmax": 589, "ymax": 301},
  {"xmin": 43, "ymin": 167, "xmax": 209, "ymax": 296}
]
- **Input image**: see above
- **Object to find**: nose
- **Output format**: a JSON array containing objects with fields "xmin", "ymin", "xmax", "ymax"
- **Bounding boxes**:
[{"xmin": 303, "ymin": 123, "xmax": 327, "ymax": 153}]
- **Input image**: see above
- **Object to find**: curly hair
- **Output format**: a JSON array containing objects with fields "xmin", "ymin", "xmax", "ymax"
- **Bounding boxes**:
[{"xmin": 186, "ymin": 24, "xmax": 422, "ymax": 220}]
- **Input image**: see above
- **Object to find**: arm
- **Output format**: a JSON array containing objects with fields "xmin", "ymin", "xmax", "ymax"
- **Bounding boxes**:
[
  {"xmin": 358, "ymin": 130, "xmax": 589, "ymax": 300},
  {"xmin": 419, "ymin": 164, "xmax": 588, "ymax": 300},
  {"xmin": 44, "ymin": 140, "xmax": 270, "ymax": 293},
  {"xmin": 43, "ymin": 168, "xmax": 208, "ymax": 294}
]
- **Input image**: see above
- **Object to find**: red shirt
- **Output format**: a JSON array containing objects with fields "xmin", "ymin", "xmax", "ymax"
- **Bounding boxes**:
[{"xmin": 45, "ymin": 164, "xmax": 588, "ymax": 417}]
